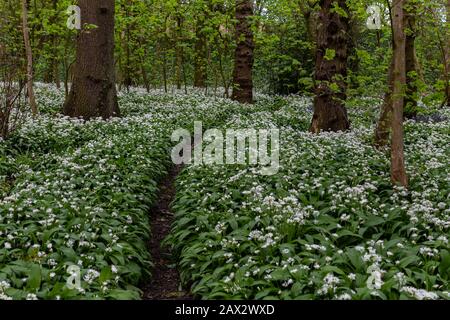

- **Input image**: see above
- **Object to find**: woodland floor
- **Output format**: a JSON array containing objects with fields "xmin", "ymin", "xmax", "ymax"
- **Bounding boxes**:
[
  {"xmin": 142, "ymin": 165, "xmax": 192, "ymax": 300},
  {"xmin": 0, "ymin": 86, "xmax": 448, "ymax": 300}
]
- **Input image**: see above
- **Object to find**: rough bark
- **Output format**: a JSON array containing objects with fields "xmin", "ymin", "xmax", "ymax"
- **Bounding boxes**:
[
  {"xmin": 21, "ymin": 0, "xmax": 38, "ymax": 116},
  {"xmin": 310, "ymin": 0, "xmax": 350, "ymax": 133},
  {"xmin": 231, "ymin": 0, "xmax": 255, "ymax": 104},
  {"xmin": 63, "ymin": 0, "xmax": 120, "ymax": 119},
  {"xmin": 391, "ymin": 0, "xmax": 408, "ymax": 187}
]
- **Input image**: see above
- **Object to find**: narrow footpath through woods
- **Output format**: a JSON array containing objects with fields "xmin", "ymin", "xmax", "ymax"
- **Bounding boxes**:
[{"xmin": 142, "ymin": 165, "xmax": 192, "ymax": 300}]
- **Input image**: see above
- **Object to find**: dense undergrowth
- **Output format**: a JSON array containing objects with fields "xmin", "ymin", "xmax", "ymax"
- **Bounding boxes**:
[
  {"xmin": 168, "ymin": 97, "xmax": 450, "ymax": 300},
  {"xmin": 0, "ymin": 84, "xmax": 449, "ymax": 300},
  {"xmin": 0, "ymin": 85, "xmax": 237, "ymax": 299}
]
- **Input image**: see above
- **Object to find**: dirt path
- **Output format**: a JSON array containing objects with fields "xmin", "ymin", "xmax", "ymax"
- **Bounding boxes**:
[{"xmin": 142, "ymin": 164, "xmax": 192, "ymax": 300}]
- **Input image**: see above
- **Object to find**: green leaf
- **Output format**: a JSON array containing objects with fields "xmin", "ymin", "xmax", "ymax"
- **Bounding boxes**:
[
  {"xmin": 270, "ymin": 268, "xmax": 290, "ymax": 281},
  {"xmin": 324, "ymin": 49, "xmax": 336, "ymax": 61},
  {"xmin": 439, "ymin": 250, "xmax": 450, "ymax": 276},
  {"xmin": 27, "ymin": 264, "xmax": 42, "ymax": 292},
  {"xmin": 399, "ymin": 255, "xmax": 420, "ymax": 269}
]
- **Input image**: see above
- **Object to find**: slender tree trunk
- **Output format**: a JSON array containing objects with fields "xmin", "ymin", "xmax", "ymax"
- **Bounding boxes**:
[
  {"xmin": 348, "ymin": 14, "xmax": 361, "ymax": 91},
  {"xmin": 176, "ymin": 15, "xmax": 183, "ymax": 90},
  {"xmin": 21, "ymin": 0, "xmax": 38, "ymax": 116},
  {"xmin": 440, "ymin": 29, "xmax": 450, "ymax": 107},
  {"xmin": 375, "ymin": 1, "xmax": 396, "ymax": 148},
  {"xmin": 63, "ymin": 0, "xmax": 120, "ymax": 119},
  {"xmin": 120, "ymin": 1, "xmax": 132, "ymax": 92},
  {"xmin": 310, "ymin": 0, "xmax": 350, "ymax": 133},
  {"xmin": 391, "ymin": 0, "xmax": 408, "ymax": 187},
  {"xmin": 215, "ymin": 37, "xmax": 230, "ymax": 98},
  {"xmin": 52, "ymin": 0, "xmax": 60, "ymax": 89},
  {"xmin": 52, "ymin": 46, "xmax": 60, "ymax": 88},
  {"xmin": 443, "ymin": 0, "xmax": 450, "ymax": 107},
  {"xmin": 374, "ymin": 59, "xmax": 395, "ymax": 148},
  {"xmin": 194, "ymin": 17, "xmax": 207, "ymax": 88},
  {"xmin": 162, "ymin": 46, "xmax": 168, "ymax": 93},
  {"xmin": 231, "ymin": 0, "xmax": 254, "ymax": 104},
  {"xmin": 141, "ymin": 55, "xmax": 150, "ymax": 93},
  {"xmin": 404, "ymin": 1, "xmax": 418, "ymax": 118}
]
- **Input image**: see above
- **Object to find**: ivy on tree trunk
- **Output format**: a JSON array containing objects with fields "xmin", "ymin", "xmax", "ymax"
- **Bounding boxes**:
[{"xmin": 310, "ymin": 0, "xmax": 350, "ymax": 133}]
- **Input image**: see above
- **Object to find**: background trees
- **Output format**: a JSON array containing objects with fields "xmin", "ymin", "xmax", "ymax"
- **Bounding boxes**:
[
  {"xmin": 0, "ymin": 0, "xmax": 448, "ymax": 159},
  {"xmin": 21, "ymin": 0, "xmax": 38, "ymax": 116},
  {"xmin": 1, "ymin": 0, "xmax": 447, "ymax": 105}
]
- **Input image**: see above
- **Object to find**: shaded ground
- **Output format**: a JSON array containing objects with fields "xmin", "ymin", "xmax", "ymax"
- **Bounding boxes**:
[{"xmin": 142, "ymin": 165, "xmax": 192, "ymax": 300}]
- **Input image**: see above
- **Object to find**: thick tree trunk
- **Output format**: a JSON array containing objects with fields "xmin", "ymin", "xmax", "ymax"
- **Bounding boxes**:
[
  {"xmin": 310, "ymin": 0, "xmax": 350, "ymax": 133},
  {"xmin": 404, "ymin": 2, "xmax": 418, "ymax": 118},
  {"xmin": 391, "ymin": 0, "xmax": 408, "ymax": 187},
  {"xmin": 63, "ymin": 0, "xmax": 120, "ymax": 119},
  {"xmin": 21, "ymin": 0, "xmax": 38, "ymax": 116},
  {"xmin": 231, "ymin": 0, "xmax": 254, "ymax": 104}
]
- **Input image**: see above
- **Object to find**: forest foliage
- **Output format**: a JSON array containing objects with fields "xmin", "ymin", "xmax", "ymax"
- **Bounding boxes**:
[{"xmin": 0, "ymin": 0, "xmax": 448, "ymax": 101}]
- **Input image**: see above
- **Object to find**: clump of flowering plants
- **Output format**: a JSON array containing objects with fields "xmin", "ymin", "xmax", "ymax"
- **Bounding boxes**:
[
  {"xmin": 0, "ymin": 85, "xmax": 448, "ymax": 300},
  {"xmin": 167, "ymin": 97, "xmax": 450, "ymax": 300},
  {"xmin": 0, "ymin": 85, "xmax": 237, "ymax": 300}
]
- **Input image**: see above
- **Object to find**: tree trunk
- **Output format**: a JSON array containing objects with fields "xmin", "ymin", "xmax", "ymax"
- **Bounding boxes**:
[
  {"xmin": 404, "ymin": 1, "xmax": 418, "ymax": 118},
  {"xmin": 443, "ymin": 0, "xmax": 450, "ymax": 107},
  {"xmin": 52, "ymin": 46, "xmax": 60, "ymax": 89},
  {"xmin": 194, "ymin": 16, "xmax": 207, "ymax": 88},
  {"xmin": 141, "ymin": 54, "xmax": 150, "ymax": 93},
  {"xmin": 21, "ymin": 0, "xmax": 38, "ymax": 116},
  {"xmin": 231, "ymin": 0, "xmax": 254, "ymax": 104},
  {"xmin": 52, "ymin": 0, "xmax": 60, "ymax": 89},
  {"xmin": 63, "ymin": 0, "xmax": 120, "ymax": 119},
  {"xmin": 391, "ymin": 0, "xmax": 408, "ymax": 187},
  {"xmin": 374, "ymin": 58, "xmax": 395, "ymax": 148},
  {"xmin": 310, "ymin": 0, "xmax": 350, "ymax": 133},
  {"xmin": 176, "ymin": 15, "xmax": 183, "ymax": 90}
]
